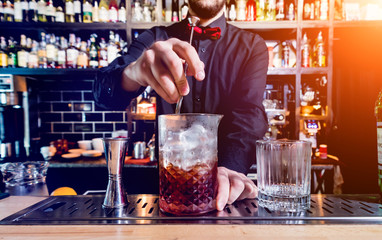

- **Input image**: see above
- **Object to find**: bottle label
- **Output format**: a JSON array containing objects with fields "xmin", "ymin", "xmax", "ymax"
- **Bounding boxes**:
[
  {"xmin": 99, "ymin": 7, "xmax": 109, "ymax": 22},
  {"xmin": 83, "ymin": 3, "xmax": 92, "ymax": 14},
  {"xmin": 56, "ymin": 11, "xmax": 65, "ymax": 22},
  {"xmin": 118, "ymin": 8, "xmax": 126, "ymax": 22},
  {"xmin": 107, "ymin": 45, "xmax": 118, "ymax": 64},
  {"xmin": 37, "ymin": 1, "xmax": 45, "ymax": 14},
  {"xmin": 46, "ymin": 44, "xmax": 56, "ymax": 60},
  {"xmin": 17, "ymin": 51, "xmax": 29, "ymax": 68},
  {"xmin": 66, "ymin": 49, "xmax": 78, "ymax": 65},
  {"xmin": 0, "ymin": 53, "xmax": 8, "ymax": 67},
  {"xmin": 46, "ymin": 6, "xmax": 56, "ymax": 17},
  {"xmin": 66, "ymin": 2, "xmax": 74, "ymax": 15},
  {"xmin": 57, "ymin": 50, "xmax": 66, "ymax": 64},
  {"xmin": 21, "ymin": 1, "xmax": 29, "ymax": 11},
  {"xmin": 74, "ymin": 0, "xmax": 81, "ymax": 14},
  {"xmin": 109, "ymin": 7, "xmax": 118, "ymax": 22},
  {"xmin": 89, "ymin": 60, "xmax": 98, "ymax": 68},
  {"xmin": 28, "ymin": 54, "xmax": 38, "ymax": 68},
  {"xmin": 14, "ymin": 2, "xmax": 23, "ymax": 21},
  {"xmin": 29, "ymin": 1, "xmax": 37, "ymax": 10},
  {"xmin": 377, "ymin": 124, "xmax": 382, "ymax": 169}
]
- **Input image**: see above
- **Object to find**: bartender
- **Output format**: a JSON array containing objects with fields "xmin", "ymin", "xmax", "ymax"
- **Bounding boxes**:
[{"xmin": 94, "ymin": 0, "xmax": 268, "ymax": 211}]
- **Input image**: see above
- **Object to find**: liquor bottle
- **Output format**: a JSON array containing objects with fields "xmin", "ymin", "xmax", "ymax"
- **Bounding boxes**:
[
  {"xmin": 227, "ymin": 0, "xmax": 236, "ymax": 21},
  {"xmin": 45, "ymin": 0, "xmax": 56, "ymax": 22},
  {"xmin": 107, "ymin": 31, "xmax": 117, "ymax": 63},
  {"xmin": 14, "ymin": 0, "xmax": 23, "ymax": 22},
  {"xmin": 314, "ymin": 31, "xmax": 326, "ymax": 67},
  {"xmin": 28, "ymin": 0, "xmax": 38, "ymax": 22},
  {"xmin": 117, "ymin": 0, "xmax": 125, "ymax": 22},
  {"xmin": 0, "ymin": 0, "xmax": 4, "ymax": 22},
  {"xmin": 281, "ymin": 41, "xmax": 289, "ymax": 68},
  {"xmin": 77, "ymin": 41, "xmax": 88, "ymax": 68},
  {"xmin": 180, "ymin": 0, "xmax": 188, "ymax": 20},
  {"xmin": 46, "ymin": 34, "xmax": 57, "ymax": 68},
  {"xmin": 236, "ymin": 0, "xmax": 246, "ymax": 21},
  {"xmin": 375, "ymin": 90, "xmax": 382, "ymax": 194},
  {"xmin": 55, "ymin": 0, "xmax": 65, "ymax": 22},
  {"xmin": 171, "ymin": 0, "xmax": 178, "ymax": 22},
  {"xmin": 73, "ymin": 0, "xmax": 81, "ymax": 22},
  {"xmin": 320, "ymin": 0, "xmax": 328, "ymax": 20},
  {"xmin": 301, "ymin": 33, "xmax": 311, "ymax": 67},
  {"xmin": 88, "ymin": 33, "xmax": 98, "ymax": 68},
  {"xmin": 37, "ymin": 0, "xmax": 46, "ymax": 22},
  {"xmin": 65, "ymin": 0, "xmax": 75, "ymax": 22},
  {"xmin": 303, "ymin": 0, "xmax": 313, "ymax": 20},
  {"xmin": 28, "ymin": 40, "xmax": 38, "ymax": 68},
  {"xmin": 257, "ymin": 0, "xmax": 265, "ymax": 21},
  {"xmin": 17, "ymin": 34, "xmax": 29, "ymax": 68},
  {"xmin": 57, "ymin": 36, "xmax": 67, "ymax": 68},
  {"xmin": 98, "ymin": 0, "xmax": 108, "ymax": 22},
  {"xmin": 20, "ymin": 0, "xmax": 28, "ymax": 21},
  {"xmin": 314, "ymin": 0, "xmax": 320, "ymax": 20},
  {"xmin": 66, "ymin": 33, "xmax": 78, "ymax": 68},
  {"xmin": 285, "ymin": 0, "xmax": 295, "ymax": 20},
  {"xmin": 82, "ymin": 0, "xmax": 92, "ymax": 22},
  {"xmin": 108, "ymin": 0, "xmax": 117, "ymax": 22},
  {"xmin": 98, "ymin": 37, "xmax": 107, "ymax": 67},
  {"xmin": 266, "ymin": 0, "xmax": 276, "ymax": 21},
  {"xmin": 38, "ymin": 32, "xmax": 47, "ymax": 68},
  {"xmin": 3, "ymin": 0, "xmax": 15, "ymax": 22},
  {"xmin": 275, "ymin": 0, "xmax": 284, "ymax": 21},
  {"xmin": 92, "ymin": 0, "xmax": 98, "ymax": 22},
  {"xmin": 7, "ymin": 38, "xmax": 17, "ymax": 68},
  {"xmin": 245, "ymin": 0, "xmax": 256, "ymax": 21},
  {"xmin": 0, "ymin": 37, "xmax": 8, "ymax": 68}
]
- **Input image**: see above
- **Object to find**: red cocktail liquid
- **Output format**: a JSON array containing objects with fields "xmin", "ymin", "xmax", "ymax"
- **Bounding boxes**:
[{"xmin": 159, "ymin": 160, "xmax": 218, "ymax": 215}]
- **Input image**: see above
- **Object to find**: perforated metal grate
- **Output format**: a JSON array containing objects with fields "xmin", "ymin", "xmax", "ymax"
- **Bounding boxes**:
[{"xmin": 1, "ymin": 194, "xmax": 382, "ymax": 225}]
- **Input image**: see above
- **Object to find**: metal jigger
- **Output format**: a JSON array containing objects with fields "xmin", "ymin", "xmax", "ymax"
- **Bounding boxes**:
[{"xmin": 102, "ymin": 138, "xmax": 128, "ymax": 208}]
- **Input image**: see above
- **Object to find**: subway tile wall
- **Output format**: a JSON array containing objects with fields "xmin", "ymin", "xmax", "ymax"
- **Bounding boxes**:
[{"xmin": 37, "ymin": 79, "xmax": 129, "ymax": 145}]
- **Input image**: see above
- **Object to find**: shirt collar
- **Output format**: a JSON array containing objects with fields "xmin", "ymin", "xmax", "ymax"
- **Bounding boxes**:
[{"xmin": 182, "ymin": 12, "xmax": 227, "ymax": 39}]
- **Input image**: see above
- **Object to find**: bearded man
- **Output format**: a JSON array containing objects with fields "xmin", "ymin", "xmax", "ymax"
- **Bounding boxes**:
[{"xmin": 94, "ymin": 0, "xmax": 269, "ymax": 211}]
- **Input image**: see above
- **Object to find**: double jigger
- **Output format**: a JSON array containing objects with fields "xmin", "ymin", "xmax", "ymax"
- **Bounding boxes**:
[{"xmin": 102, "ymin": 138, "xmax": 129, "ymax": 209}]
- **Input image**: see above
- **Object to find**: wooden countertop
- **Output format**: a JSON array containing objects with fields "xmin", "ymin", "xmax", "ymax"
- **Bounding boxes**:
[{"xmin": 1, "ymin": 196, "xmax": 382, "ymax": 239}]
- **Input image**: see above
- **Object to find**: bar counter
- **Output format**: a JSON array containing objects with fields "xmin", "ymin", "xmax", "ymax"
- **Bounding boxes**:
[{"xmin": 1, "ymin": 196, "xmax": 382, "ymax": 239}]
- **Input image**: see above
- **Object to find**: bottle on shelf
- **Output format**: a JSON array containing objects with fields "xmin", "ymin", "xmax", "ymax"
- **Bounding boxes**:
[
  {"xmin": 88, "ymin": 33, "xmax": 98, "ymax": 68},
  {"xmin": 108, "ymin": 0, "xmax": 118, "ymax": 23},
  {"xmin": 236, "ymin": 0, "xmax": 246, "ymax": 21},
  {"xmin": 73, "ymin": 0, "xmax": 82, "ymax": 22},
  {"xmin": 98, "ymin": 37, "xmax": 108, "ymax": 67},
  {"xmin": 92, "ymin": 0, "xmax": 99, "ymax": 22},
  {"xmin": 55, "ymin": 0, "xmax": 65, "ymax": 22},
  {"xmin": 303, "ymin": 0, "xmax": 314, "ymax": 20},
  {"xmin": 0, "ymin": 0, "xmax": 4, "ymax": 22},
  {"xmin": 118, "ymin": 0, "xmax": 125, "ymax": 23},
  {"xmin": 281, "ymin": 41, "xmax": 290, "ymax": 68},
  {"xmin": 171, "ymin": 0, "xmax": 179, "ymax": 22},
  {"xmin": 301, "ymin": 33, "xmax": 311, "ymax": 67},
  {"xmin": 107, "ymin": 30, "xmax": 118, "ymax": 63},
  {"xmin": 82, "ymin": 0, "xmax": 92, "ymax": 23},
  {"xmin": 45, "ymin": 0, "xmax": 56, "ymax": 22},
  {"xmin": 314, "ymin": 31, "xmax": 326, "ymax": 67},
  {"xmin": 66, "ymin": 33, "xmax": 78, "ymax": 68},
  {"xmin": 275, "ymin": 0, "xmax": 285, "ymax": 21},
  {"xmin": 7, "ymin": 38, "xmax": 17, "ymax": 68},
  {"xmin": 375, "ymin": 90, "xmax": 382, "ymax": 194},
  {"xmin": 98, "ymin": 0, "xmax": 109, "ymax": 22},
  {"xmin": 14, "ymin": 0, "xmax": 23, "ymax": 22},
  {"xmin": 0, "ymin": 37, "xmax": 8, "ymax": 68},
  {"xmin": 17, "ymin": 34, "xmax": 29, "ymax": 68},
  {"xmin": 180, "ymin": 0, "xmax": 188, "ymax": 20},
  {"xmin": 20, "ymin": 0, "xmax": 28, "ymax": 21},
  {"xmin": 314, "ymin": 0, "xmax": 320, "ymax": 20},
  {"xmin": 37, "ymin": 0, "xmax": 47, "ymax": 22},
  {"xmin": 3, "ymin": 0, "xmax": 15, "ymax": 22},
  {"xmin": 257, "ymin": 0, "xmax": 265, "ymax": 21},
  {"xmin": 28, "ymin": 0, "xmax": 38, "ymax": 22},
  {"xmin": 46, "ymin": 33, "xmax": 57, "ymax": 68},
  {"xmin": 226, "ymin": 0, "xmax": 236, "ymax": 21},
  {"xmin": 245, "ymin": 0, "xmax": 256, "ymax": 21},
  {"xmin": 38, "ymin": 32, "xmax": 47, "ymax": 68},
  {"xmin": 57, "ymin": 36, "xmax": 67, "ymax": 68},
  {"xmin": 28, "ymin": 40, "xmax": 38, "ymax": 68},
  {"xmin": 266, "ymin": 0, "xmax": 276, "ymax": 21},
  {"xmin": 320, "ymin": 0, "xmax": 328, "ymax": 20},
  {"xmin": 65, "ymin": 0, "xmax": 75, "ymax": 22},
  {"xmin": 285, "ymin": 0, "xmax": 295, "ymax": 21},
  {"xmin": 77, "ymin": 40, "xmax": 88, "ymax": 68}
]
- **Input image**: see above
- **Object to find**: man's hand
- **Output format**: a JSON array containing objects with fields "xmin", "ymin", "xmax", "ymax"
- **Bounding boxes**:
[
  {"xmin": 122, "ymin": 38, "xmax": 205, "ymax": 103},
  {"xmin": 216, "ymin": 166, "xmax": 258, "ymax": 211}
]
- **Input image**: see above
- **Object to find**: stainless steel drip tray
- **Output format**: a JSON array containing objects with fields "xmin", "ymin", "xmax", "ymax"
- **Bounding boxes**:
[{"xmin": 1, "ymin": 194, "xmax": 382, "ymax": 225}]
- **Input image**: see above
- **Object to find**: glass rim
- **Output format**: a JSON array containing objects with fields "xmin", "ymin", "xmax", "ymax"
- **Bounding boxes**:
[
  {"xmin": 158, "ymin": 113, "xmax": 224, "ymax": 119},
  {"xmin": 102, "ymin": 137, "xmax": 129, "ymax": 142},
  {"xmin": 256, "ymin": 139, "xmax": 312, "ymax": 145}
]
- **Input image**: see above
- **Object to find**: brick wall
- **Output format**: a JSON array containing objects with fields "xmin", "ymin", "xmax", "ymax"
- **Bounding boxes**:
[{"xmin": 36, "ymin": 78, "xmax": 129, "ymax": 145}]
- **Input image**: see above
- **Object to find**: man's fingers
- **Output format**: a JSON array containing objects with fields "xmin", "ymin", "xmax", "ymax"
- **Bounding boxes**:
[
  {"xmin": 237, "ymin": 180, "xmax": 258, "ymax": 201},
  {"xmin": 227, "ymin": 174, "xmax": 245, "ymax": 204},
  {"xmin": 168, "ymin": 38, "xmax": 205, "ymax": 81},
  {"xmin": 216, "ymin": 167, "xmax": 230, "ymax": 211}
]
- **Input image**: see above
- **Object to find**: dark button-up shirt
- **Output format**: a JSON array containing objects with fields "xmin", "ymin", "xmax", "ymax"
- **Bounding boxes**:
[{"xmin": 93, "ymin": 14, "xmax": 269, "ymax": 174}]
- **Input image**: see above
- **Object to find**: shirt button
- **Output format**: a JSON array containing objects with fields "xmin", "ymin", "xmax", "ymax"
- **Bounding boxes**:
[
  {"xmin": 201, "ymin": 48, "xmax": 206, "ymax": 53},
  {"xmin": 107, "ymin": 88, "xmax": 112, "ymax": 94},
  {"xmin": 195, "ymin": 97, "xmax": 201, "ymax": 102}
]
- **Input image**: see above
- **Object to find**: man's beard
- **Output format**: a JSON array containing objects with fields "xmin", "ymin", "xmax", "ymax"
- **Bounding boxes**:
[{"xmin": 188, "ymin": 0, "xmax": 226, "ymax": 19}]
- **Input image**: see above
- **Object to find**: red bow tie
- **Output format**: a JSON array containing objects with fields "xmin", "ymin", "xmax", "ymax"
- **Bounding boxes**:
[{"xmin": 187, "ymin": 24, "xmax": 221, "ymax": 40}]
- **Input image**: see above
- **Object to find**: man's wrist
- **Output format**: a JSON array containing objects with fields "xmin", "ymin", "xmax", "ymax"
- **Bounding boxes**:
[{"xmin": 121, "ymin": 61, "xmax": 144, "ymax": 92}]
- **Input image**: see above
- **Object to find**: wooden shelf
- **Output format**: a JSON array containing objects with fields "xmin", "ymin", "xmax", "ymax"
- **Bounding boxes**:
[
  {"xmin": 0, "ymin": 68, "xmax": 98, "ymax": 76},
  {"xmin": 267, "ymin": 68, "xmax": 297, "ymax": 75},
  {"xmin": 334, "ymin": 20, "xmax": 382, "ymax": 28},
  {"xmin": 0, "ymin": 22, "xmax": 127, "ymax": 30},
  {"xmin": 129, "ymin": 113, "xmax": 156, "ymax": 121},
  {"xmin": 301, "ymin": 20, "xmax": 330, "ymax": 28},
  {"xmin": 301, "ymin": 67, "xmax": 330, "ymax": 75},
  {"xmin": 228, "ymin": 21, "xmax": 298, "ymax": 29}
]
